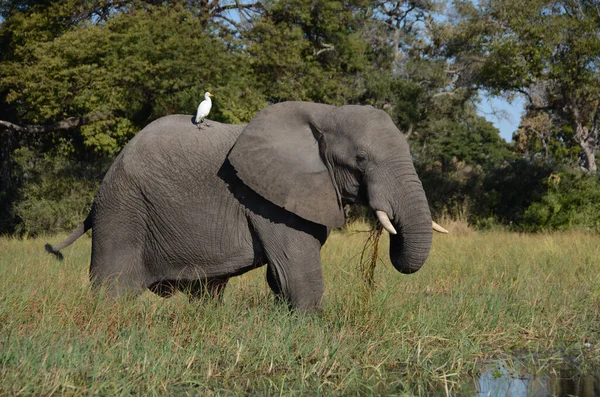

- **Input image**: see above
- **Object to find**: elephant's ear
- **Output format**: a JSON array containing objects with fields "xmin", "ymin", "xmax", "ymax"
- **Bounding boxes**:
[{"xmin": 228, "ymin": 102, "xmax": 345, "ymax": 227}]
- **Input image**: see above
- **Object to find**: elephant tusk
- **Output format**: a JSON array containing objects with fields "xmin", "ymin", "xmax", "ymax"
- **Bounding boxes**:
[
  {"xmin": 432, "ymin": 221, "xmax": 449, "ymax": 234},
  {"xmin": 376, "ymin": 210, "xmax": 397, "ymax": 235}
]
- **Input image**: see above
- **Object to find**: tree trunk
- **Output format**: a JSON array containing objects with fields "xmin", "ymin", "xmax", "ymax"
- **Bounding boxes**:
[
  {"xmin": 570, "ymin": 103, "xmax": 599, "ymax": 174},
  {"xmin": 582, "ymin": 141, "xmax": 597, "ymax": 174},
  {"xmin": 575, "ymin": 123, "xmax": 598, "ymax": 174}
]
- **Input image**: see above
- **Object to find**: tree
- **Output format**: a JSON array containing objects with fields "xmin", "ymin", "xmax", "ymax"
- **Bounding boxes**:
[
  {"xmin": 0, "ymin": 4, "xmax": 265, "ymax": 143},
  {"xmin": 0, "ymin": 2, "xmax": 266, "ymax": 234},
  {"xmin": 246, "ymin": 0, "xmax": 377, "ymax": 104},
  {"xmin": 447, "ymin": 0, "xmax": 600, "ymax": 173},
  {"xmin": 514, "ymin": 109, "xmax": 580, "ymax": 165}
]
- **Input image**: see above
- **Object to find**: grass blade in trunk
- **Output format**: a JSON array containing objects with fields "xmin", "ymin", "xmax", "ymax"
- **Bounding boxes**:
[{"xmin": 358, "ymin": 225, "xmax": 383, "ymax": 296}]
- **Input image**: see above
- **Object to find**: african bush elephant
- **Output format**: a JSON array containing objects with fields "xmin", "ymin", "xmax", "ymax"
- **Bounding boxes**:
[{"xmin": 46, "ymin": 101, "xmax": 446, "ymax": 310}]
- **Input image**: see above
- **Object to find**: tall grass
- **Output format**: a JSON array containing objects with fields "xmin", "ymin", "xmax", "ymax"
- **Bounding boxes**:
[{"xmin": 1, "ymin": 226, "xmax": 598, "ymax": 395}]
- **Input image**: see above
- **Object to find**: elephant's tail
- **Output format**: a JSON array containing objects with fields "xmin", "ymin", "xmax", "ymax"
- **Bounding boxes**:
[{"xmin": 44, "ymin": 206, "xmax": 94, "ymax": 261}]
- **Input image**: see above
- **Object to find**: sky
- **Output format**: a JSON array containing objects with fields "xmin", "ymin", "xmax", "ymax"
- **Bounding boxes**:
[{"xmin": 477, "ymin": 96, "xmax": 526, "ymax": 142}]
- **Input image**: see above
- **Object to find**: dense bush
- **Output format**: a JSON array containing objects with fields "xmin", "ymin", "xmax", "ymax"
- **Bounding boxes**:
[
  {"xmin": 522, "ymin": 171, "xmax": 600, "ymax": 232},
  {"xmin": 470, "ymin": 160, "xmax": 555, "ymax": 228},
  {"xmin": 418, "ymin": 159, "xmax": 483, "ymax": 222},
  {"xmin": 421, "ymin": 158, "xmax": 600, "ymax": 232},
  {"xmin": 11, "ymin": 147, "xmax": 108, "ymax": 236}
]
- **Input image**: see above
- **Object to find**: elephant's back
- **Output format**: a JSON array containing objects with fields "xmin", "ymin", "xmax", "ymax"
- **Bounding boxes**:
[
  {"xmin": 119, "ymin": 114, "xmax": 247, "ymax": 205},
  {"xmin": 95, "ymin": 115, "xmax": 256, "ymax": 276},
  {"xmin": 125, "ymin": 115, "xmax": 245, "ymax": 166},
  {"xmin": 121, "ymin": 115, "xmax": 246, "ymax": 194}
]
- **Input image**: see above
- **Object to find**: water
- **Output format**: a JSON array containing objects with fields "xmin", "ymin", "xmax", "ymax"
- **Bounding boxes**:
[{"xmin": 472, "ymin": 361, "xmax": 599, "ymax": 397}]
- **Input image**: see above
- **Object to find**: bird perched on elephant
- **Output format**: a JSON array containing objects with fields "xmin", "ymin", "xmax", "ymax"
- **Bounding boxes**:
[
  {"xmin": 45, "ymin": 101, "xmax": 447, "ymax": 311},
  {"xmin": 195, "ymin": 91, "xmax": 213, "ymax": 127}
]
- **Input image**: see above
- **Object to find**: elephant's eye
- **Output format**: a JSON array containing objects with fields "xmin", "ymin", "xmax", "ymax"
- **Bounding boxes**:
[{"xmin": 356, "ymin": 153, "xmax": 368, "ymax": 169}]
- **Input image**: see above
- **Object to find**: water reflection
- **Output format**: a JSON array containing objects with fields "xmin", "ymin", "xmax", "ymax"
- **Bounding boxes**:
[{"xmin": 474, "ymin": 363, "xmax": 599, "ymax": 397}]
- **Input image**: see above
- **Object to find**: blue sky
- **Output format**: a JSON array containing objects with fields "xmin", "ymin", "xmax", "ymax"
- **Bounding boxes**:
[{"xmin": 477, "ymin": 96, "xmax": 526, "ymax": 142}]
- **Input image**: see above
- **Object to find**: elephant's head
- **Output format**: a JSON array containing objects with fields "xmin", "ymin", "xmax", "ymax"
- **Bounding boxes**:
[{"xmin": 228, "ymin": 101, "xmax": 438, "ymax": 274}]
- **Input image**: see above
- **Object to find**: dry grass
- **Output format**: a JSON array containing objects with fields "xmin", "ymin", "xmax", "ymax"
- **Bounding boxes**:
[
  {"xmin": 435, "ymin": 212, "xmax": 474, "ymax": 236},
  {"xmin": 0, "ymin": 227, "xmax": 599, "ymax": 395}
]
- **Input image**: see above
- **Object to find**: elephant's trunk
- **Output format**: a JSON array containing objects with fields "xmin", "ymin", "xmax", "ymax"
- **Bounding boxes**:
[
  {"xmin": 368, "ymin": 162, "xmax": 432, "ymax": 274},
  {"xmin": 388, "ymin": 178, "xmax": 432, "ymax": 274}
]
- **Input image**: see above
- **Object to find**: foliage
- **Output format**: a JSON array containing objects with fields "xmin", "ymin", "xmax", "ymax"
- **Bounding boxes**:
[
  {"xmin": 418, "ymin": 159, "xmax": 481, "ymax": 221},
  {"xmin": 469, "ymin": 159, "xmax": 555, "ymax": 228},
  {"xmin": 513, "ymin": 110, "xmax": 581, "ymax": 165},
  {"xmin": 247, "ymin": 0, "xmax": 378, "ymax": 104},
  {"xmin": 1, "ymin": 5, "xmax": 265, "ymax": 153},
  {"xmin": 446, "ymin": 0, "xmax": 600, "ymax": 173},
  {"xmin": 522, "ymin": 170, "xmax": 600, "ymax": 232},
  {"xmin": 1, "ymin": 0, "xmax": 600, "ymax": 234},
  {"xmin": 414, "ymin": 105, "xmax": 515, "ymax": 221},
  {"xmin": 423, "ymin": 156, "xmax": 600, "ymax": 232},
  {"xmin": 10, "ymin": 145, "xmax": 109, "ymax": 236},
  {"xmin": 415, "ymin": 109, "xmax": 513, "ymax": 170}
]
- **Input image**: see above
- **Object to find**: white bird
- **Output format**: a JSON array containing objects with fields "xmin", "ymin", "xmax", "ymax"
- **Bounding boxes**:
[{"xmin": 195, "ymin": 91, "xmax": 214, "ymax": 127}]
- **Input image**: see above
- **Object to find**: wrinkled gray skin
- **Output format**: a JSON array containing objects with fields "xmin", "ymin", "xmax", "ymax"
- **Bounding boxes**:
[{"xmin": 46, "ymin": 102, "xmax": 432, "ymax": 310}]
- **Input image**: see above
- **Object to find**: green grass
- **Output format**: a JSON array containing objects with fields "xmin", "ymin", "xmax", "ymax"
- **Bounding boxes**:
[{"xmin": 1, "ymin": 224, "xmax": 599, "ymax": 395}]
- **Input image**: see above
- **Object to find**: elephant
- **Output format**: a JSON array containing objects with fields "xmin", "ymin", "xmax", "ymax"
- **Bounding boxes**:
[{"xmin": 45, "ymin": 101, "xmax": 447, "ymax": 310}]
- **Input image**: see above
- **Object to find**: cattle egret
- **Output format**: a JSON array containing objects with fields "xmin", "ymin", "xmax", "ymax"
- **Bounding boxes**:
[{"xmin": 195, "ymin": 92, "xmax": 214, "ymax": 127}]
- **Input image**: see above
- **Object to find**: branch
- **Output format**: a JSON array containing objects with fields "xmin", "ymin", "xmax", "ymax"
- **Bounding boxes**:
[
  {"xmin": 314, "ymin": 42, "xmax": 335, "ymax": 56},
  {"xmin": 516, "ymin": 87, "xmax": 554, "ymax": 112},
  {"xmin": 209, "ymin": 1, "xmax": 262, "ymax": 18},
  {"xmin": 214, "ymin": 14, "xmax": 241, "ymax": 28},
  {"xmin": 432, "ymin": 91, "xmax": 455, "ymax": 98},
  {"xmin": 0, "ymin": 113, "xmax": 108, "ymax": 134},
  {"xmin": 591, "ymin": 105, "xmax": 600, "ymax": 137}
]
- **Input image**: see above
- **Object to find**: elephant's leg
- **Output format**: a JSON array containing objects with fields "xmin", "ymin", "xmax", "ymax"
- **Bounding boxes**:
[
  {"xmin": 89, "ymin": 262, "xmax": 146, "ymax": 298},
  {"xmin": 266, "ymin": 244, "xmax": 324, "ymax": 310},
  {"xmin": 266, "ymin": 265, "xmax": 282, "ymax": 298},
  {"xmin": 148, "ymin": 278, "xmax": 229, "ymax": 301},
  {"xmin": 89, "ymin": 233, "xmax": 147, "ymax": 298},
  {"xmin": 253, "ymin": 219, "xmax": 326, "ymax": 311},
  {"xmin": 205, "ymin": 277, "xmax": 229, "ymax": 300}
]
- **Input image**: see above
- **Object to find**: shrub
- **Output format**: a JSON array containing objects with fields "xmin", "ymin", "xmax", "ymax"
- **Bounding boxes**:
[
  {"xmin": 11, "ymin": 147, "xmax": 106, "ymax": 236},
  {"xmin": 522, "ymin": 171, "xmax": 600, "ymax": 232},
  {"xmin": 417, "ymin": 158, "xmax": 484, "ymax": 222},
  {"xmin": 470, "ymin": 159, "xmax": 554, "ymax": 227}
]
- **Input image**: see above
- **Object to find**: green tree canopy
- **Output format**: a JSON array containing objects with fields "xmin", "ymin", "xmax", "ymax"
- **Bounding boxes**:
[
  {"xmin": 446, "ymin": 0, "xmax": 600, "ymax": 173},
  {"xmin": 2, "ymin": 0, "xmax": 598, "ymax": 234},
  {"xmin": 1, "ymin": 4, "xmax": 265, "ymax": 153}
]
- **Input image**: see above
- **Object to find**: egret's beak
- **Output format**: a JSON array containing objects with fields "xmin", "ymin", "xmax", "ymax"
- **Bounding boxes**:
[{"xmin": 209, "ymin": 93, "xmax": 214, "ymax": 97}]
